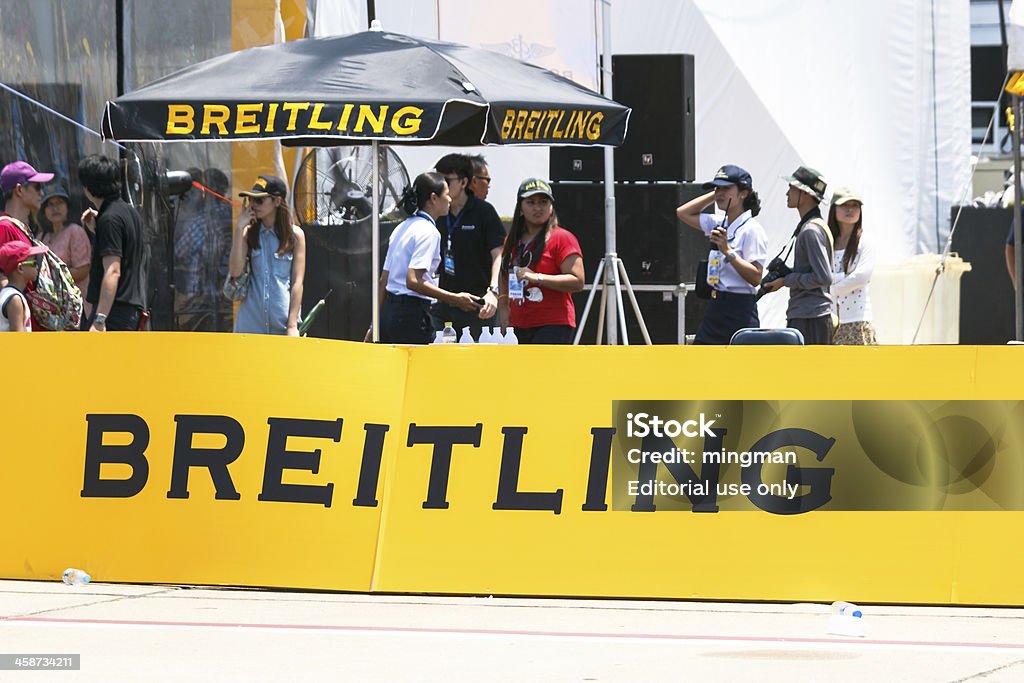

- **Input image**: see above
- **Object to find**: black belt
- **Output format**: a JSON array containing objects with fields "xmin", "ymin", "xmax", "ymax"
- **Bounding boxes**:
[{"xmin": 711, "ymin": 290, "xmax": 755, "ymax": 300}]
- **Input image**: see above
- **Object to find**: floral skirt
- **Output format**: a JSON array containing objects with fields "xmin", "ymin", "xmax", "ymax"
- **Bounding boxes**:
[{"xmin": 833, "ymin": 320, "xmax": 877, "ymax": 345}]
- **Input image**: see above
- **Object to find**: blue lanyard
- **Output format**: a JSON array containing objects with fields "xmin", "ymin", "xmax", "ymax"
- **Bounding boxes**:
[
  {"xmin": 414, "ymin": 210, "xmax": 435, "ymax": 226},
  {"xmin": 446, "ymin": 206, "xmax": 467, "ymax": 248}
]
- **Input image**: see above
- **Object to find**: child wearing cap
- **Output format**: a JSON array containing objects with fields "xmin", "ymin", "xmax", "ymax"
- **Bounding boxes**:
[{"xmin": 0, "ymin": 240, "xmax": 48, "ymax": 332}]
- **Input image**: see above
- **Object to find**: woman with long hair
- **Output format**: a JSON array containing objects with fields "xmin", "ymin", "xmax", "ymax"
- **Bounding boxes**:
[
  {"xmin": 498, "ymin": 178, "xmax": 584, "ymax": 344},
  {"xmin": 228, "ymin": 175, "xmax": 306, "ymax": 335},
  {"xmin": 828, "ymin": 188, "xmax": 876, "ymax": 345},
  {"xmin": 676, "ymin": 164, "xmax": 768, "ymax": 344},
  {"xmin": 38, "ymin": 185, "xmax": 92, "ymax": 317},
  {"xmin": 372, "ymin": 172, "xmax": 482, "ymax": 344}
]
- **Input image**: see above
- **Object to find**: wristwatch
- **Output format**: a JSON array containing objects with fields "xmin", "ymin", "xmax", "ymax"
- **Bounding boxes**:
[
  {"xmin": 487, "ymin": 286, "xmax": 499, "ymax": 295},
  {"xmin": 724, "ymin": 251, "xmax": 738, "ymax": 264},
  {"xmin": 94, "ymin": 313, "xmax": 107, "ymax": 325}
]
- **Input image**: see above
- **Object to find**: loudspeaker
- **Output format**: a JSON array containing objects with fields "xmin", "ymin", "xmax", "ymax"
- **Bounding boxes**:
[
  {"xmin": 950, "ymin": 207, "xmax": 1016, "ymax": 344},
  {"xmin": 554, "ymin": 181, "xmax": 710, "ymax": 343},
  {"xmin": 549, "ymin": 147, "xmax": 606, "ymax": 183},
  {"xmin": 613, "ymin": 54, "xmax": 695, "ymax": 182},
  {"xmin": 550, "ymin": 54, "xmax": 696, "ymax": 183},
  {"xmin": 553, "ymin": 182, "xmax": 708, "ymax": 284}
]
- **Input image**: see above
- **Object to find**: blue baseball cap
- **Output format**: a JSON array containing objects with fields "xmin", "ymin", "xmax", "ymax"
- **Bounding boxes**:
[{"xmin": 702, "ymin": 164, "xmax": 752, "ymax": 190}]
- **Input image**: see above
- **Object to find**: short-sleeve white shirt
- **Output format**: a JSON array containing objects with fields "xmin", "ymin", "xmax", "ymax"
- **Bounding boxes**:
[
  {"xmin": 383, "ymin": 212, "xmax": 440, "ymax": 301},
  {"xmin": 698, "ymin": 209, "xmax": 769, "ymax": 294}
]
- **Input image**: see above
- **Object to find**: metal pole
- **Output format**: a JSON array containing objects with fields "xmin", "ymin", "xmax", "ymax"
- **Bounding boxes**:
[
  {"xmin": 1015, "ymin": 96, "xmax": 1024, "ymax": 340},
  {"xmin": 372, "ymin": 139, "xmax": 381, "ymax": 343},
  {"xmin": 599, "ymin": 0, "xmax": 618, "ymax": 344}
]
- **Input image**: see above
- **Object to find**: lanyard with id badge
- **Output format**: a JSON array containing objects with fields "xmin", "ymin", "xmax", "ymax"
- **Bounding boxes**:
[
  {"xmin": 509, "ymin": 235, "xmax": 540, "ymax": 303},
  {"xmin": 443, "ymin": 207, "xmax": 466, "ymax": 276},
  {"xmin": 707, "ymin": 206, "xmax": 751, "ymax": 288}
]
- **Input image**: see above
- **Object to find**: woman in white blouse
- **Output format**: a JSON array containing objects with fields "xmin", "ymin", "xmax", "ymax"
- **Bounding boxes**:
[{"xmin": 828, "ymin": 188, "xmax": 876, "ymax": 344}]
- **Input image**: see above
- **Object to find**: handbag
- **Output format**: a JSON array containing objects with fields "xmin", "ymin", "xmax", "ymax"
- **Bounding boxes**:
[{"xmin": 222, "ymin": 257, "xmax": 251, "ymax": 302}]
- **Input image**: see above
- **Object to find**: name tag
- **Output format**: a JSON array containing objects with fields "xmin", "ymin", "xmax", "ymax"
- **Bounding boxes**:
[
  {"xmin": 707, "ymin": 250, "xmax": 722, "ymax": 286},
  {"xmin": 461, "ymin": 224, "xmax": 476, "ymax": 231}
]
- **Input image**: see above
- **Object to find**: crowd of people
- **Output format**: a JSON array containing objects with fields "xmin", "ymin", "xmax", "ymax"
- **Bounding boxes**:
[
  {"xmin": 677, "ymin": 163, "xmax": 875, "ymax": 346},
  {"xmin": 1, "ymin": 151, "xmax": 879, "ymax": 346}
]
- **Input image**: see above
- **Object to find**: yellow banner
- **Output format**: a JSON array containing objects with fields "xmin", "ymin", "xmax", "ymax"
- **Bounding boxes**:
[{"xmin": 3, "ymin": 335, "xmax": 1024, "ymax": 605}]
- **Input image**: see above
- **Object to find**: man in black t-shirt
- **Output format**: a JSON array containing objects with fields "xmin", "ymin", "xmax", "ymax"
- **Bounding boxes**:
[
  {"xmin": 78, "ymin": 155, "xmax": 147, "ymax": 331},
  {"xmin": 432, "ymin": 153, "xmax": 507, "ymax": 340}
]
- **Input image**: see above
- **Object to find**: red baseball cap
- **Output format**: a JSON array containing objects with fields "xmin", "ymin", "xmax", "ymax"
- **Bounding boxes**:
[
  {"xmin": 0, "ymin": 161, "xmax": 55, "ymax": 193},
  {"xmin": 0, "ymin": 240, "xmax": 48, "ymax": 275}
]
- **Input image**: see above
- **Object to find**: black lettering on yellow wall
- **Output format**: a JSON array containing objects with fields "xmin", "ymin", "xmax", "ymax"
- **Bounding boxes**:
[
  {"xmin": 352, "ymin": 423, "xmax": 389, "ymax": 507},
  {"xmin": 492, "ymin": 427, "xmax": 563, "ymax": 514},
  {"xmin": 258, "ymin": 417, "xmax": 342, "ymax": 507},
  {"xmin": 407, "ymin": 424, "xmax": 482, "ymax": 509},
  {"xmin": 582, "ymin": 427, "xmax": 616, "ymax": 511},
  {"xmin": 166, "ymin": 415, "xmax": 244, "ymax": 501},
  {"xmin": 82, "ymin": 414, "xmax": 150, "ymax": 498}
]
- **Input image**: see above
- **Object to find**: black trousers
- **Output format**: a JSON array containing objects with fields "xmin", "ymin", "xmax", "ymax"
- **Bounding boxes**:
[
  {"xmin": 514, "ymin": 325, "xmax": 575, "ymax": 344},
  {"xmin": 787, "ymin": 316, "xmax": 833, "ymax": 345},
  {"xmin": 89, "ymin": 301, "xmax": 143, "ymax": 331},
  {"xmin": 380, "ymin": 293, "xmax": 433, "ymax": 344},
  {"xmin": 693, "ymin": 291, "xmax": 759, "ymax": 345}
]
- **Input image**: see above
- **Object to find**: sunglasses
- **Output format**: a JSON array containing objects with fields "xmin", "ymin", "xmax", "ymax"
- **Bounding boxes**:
[
  {"xmin": 21, "ymin": 182, "xmax": 44, "ymax": 193},
  {"xmin": 248, "ymin": 196, "xmax": 273, "ymax": 205},
  {"xmin": 474, "ymin": 175, "xmax": 492, "ymax": 185},
  {"xmin": 19, "ymin": 259, "xmax": 37, "ymax": 268}
]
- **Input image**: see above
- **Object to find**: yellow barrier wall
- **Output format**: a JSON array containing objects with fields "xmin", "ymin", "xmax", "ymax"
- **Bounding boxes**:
[{"xmin": 4, "ymin": 336, "xmax": 1023, "ymax": 605}]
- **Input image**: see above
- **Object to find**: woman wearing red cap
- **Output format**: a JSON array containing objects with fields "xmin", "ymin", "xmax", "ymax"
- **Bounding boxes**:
[
  {"xmin": 498, "ymin": 178, "xmax": 585, "ymax": 344},
  {"xmin": 227, "ymin": 175, "xmax": 306, "ymax": 335}
]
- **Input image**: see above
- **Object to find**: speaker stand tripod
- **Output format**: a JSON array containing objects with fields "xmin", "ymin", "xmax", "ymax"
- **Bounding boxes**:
[{"xmin": 573, "ymin": 251, "xmax": 652, "ymax": 345}]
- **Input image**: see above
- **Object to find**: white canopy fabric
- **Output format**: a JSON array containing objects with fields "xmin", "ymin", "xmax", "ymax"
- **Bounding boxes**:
[{"xmin": 311, "ymin": 0, "xmax": 972, "ymax": 326}]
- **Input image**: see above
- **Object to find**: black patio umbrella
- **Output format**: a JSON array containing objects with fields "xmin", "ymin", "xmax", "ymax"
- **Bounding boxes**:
[{"xmin": 101, "ymin": 26, "xmax": 631, "ymax": 339}]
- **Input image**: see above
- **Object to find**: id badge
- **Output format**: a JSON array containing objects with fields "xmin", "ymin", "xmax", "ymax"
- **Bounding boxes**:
[
  {"xmin": 508, "ymin": 270, "xmax": 525, "ymax": 300},
  {"xmin": 444, "ymin": 253, "xmax": 455, "ymax": 276},
  {"xmin": 707, "ymin": 250, "xmax": 722, "ymax": 286}
]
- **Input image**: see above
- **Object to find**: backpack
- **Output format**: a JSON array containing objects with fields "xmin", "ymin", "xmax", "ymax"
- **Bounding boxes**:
[{"xmin": 0, "ymin": 216, "xmax": 83, "ymax": 331}]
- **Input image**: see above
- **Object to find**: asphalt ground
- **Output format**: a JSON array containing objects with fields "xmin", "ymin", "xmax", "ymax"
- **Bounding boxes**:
[{"xmin": 0, "ymin": 580, "xmax": 1022, "ymax": 682}]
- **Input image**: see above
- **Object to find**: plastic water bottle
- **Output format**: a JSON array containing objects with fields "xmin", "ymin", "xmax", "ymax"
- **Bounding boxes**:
[
  {"xmin": 62, "ymin": 568, "xmax": 91, "ymax": 586},
  {"xmin": 432, "ymin": 330, "xmax": 444, "ymax": 344},
  {"xmin": 502, "ymin": 328, "xmax": 518, "ymax": 345},
  {"xmin": 831, "ymin": 601, "xmax": 863, "ymax": 618},
  {"xmin": 827, "ymin": 601, "xmax": 868, "ymax": 637},
  {"xmin": 441, "ymin": 322, "xmax": 457, "ymax": 344},
  {"xmin": 479, "ymin": 327, "xmax": 496, "ymax": 344},
  {"xmin": 459, "ymin": 327, "xmax": 474, "ymax": 344}
]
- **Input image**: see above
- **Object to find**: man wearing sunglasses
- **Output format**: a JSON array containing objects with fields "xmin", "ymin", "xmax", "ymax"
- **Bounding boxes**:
[
  {"xmin": 468, "ymin": 155, "xmax": 492, "ymax": 201},
  {"xmin": 431, "ymin": 153, "xmax": 506, "ymax": 341},
  {"xmin": 0, "ymin": 161, "xmax": 54, "ymax": 287}
]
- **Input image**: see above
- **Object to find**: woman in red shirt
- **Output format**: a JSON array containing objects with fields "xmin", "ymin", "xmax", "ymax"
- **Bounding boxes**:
[{"xmin": 498, "ymin": 178, "xmax": 585, "ymax": 344}]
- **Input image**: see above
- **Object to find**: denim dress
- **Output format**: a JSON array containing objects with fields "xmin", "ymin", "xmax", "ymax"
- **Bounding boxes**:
[{"xmin": 233, "ymin": 225, "xmax": 297, "ymax": 335}]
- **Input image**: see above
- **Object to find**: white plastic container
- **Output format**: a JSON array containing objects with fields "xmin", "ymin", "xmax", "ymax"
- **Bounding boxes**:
[{"xmin": 870, "ymin": 253, "xmax": 971, "ymax": 344}]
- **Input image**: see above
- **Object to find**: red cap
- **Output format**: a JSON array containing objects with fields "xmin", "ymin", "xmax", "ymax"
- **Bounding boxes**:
[{"xmin": 0, "ymin": 240, "xmax": 48, "ymax": 275}]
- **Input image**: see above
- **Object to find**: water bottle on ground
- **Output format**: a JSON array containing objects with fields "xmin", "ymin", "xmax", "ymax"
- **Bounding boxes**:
[
  {"xmin": 827, "ymin": 600, "xmax": 868, "ymax": 637},
  {"xmin": 432, "ymin": 330, "xmax": 444, "ymax": 344},
  {"xmin": 441, "ymin": 322, "xmax": 457, "ymax": 344},
  {"xmin": 502, "ymin": 327, "xmax": 518, "ymax": 345},
  {"xmin": 62, "ymin": 568, "xmax": 91, "ymax": 586},
  {"xmin": 459, "ymin": 327, "xmax": 474, "ymax": 344},
  {"xmin": 831, "ymin": 601, "xmax": 862, "ymax": 618},
  {"xmin": 479, "ymin": 327, "xmax": 496, "ymax": 344}
]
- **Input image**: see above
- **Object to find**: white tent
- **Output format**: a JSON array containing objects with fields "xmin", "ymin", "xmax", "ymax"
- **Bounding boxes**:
[{"xmin": 310, "ymin": 0, "xmax": 972, "ymax": 327}]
